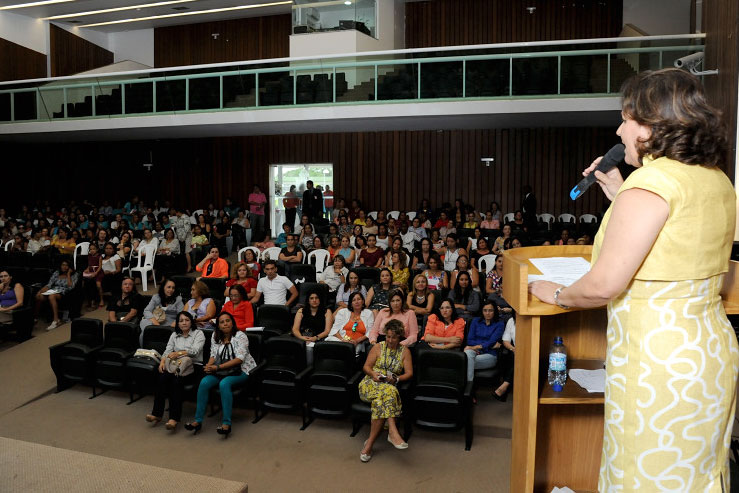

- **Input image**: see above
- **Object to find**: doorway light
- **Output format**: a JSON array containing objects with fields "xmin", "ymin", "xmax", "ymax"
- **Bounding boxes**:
[{"xmin": 78, "ymin": 0, "xmax": 292, "ymax": 28}]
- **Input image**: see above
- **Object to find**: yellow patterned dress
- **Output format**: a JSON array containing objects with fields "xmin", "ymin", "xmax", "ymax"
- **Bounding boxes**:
[
  {"xmin": 358, "ymin": 341, "xmax": 405, "ymax": 419},
  {"xmin": 592, "ymin": 156, "xmax": 738, "ymax": 492}
]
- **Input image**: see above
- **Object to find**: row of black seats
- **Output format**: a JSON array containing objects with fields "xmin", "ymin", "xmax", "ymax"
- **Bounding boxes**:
[{"xmin": 49, "ymin": 317, "xmax": 473, "ymax": 449}]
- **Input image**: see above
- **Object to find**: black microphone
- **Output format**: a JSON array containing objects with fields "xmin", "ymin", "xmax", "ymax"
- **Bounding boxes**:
[{"xmin": 569, "ymin": 144, "xmax": 625, "ymax": 200}]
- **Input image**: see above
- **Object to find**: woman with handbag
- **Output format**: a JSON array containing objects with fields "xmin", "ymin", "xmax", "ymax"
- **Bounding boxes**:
[
  {"xmin": 82, "ymin": 242, "xmax": 104, "ymax": 309},
  {"xmin": 140, "ymin": 279, "xmax": 184, "ymax": 330},
  {"xmin": 186, "ymin": 311, "xmax": 257, "ymax": 437},
  {"xmin": 146, "ymin": 311, "xmax": 205, "ymax": 430}
]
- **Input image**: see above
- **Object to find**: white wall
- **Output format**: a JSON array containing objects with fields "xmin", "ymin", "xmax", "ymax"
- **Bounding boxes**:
[
  {"xmin": 0, "ymin": 11, "xmax": 47, "ymax": 54},
  {"xmin": 622, "ymin": 0, "xmax": 691, "ymax": 35},
  {"xmin": 110, "ymin": 29, "xmax": 154, "ymax": 67}
]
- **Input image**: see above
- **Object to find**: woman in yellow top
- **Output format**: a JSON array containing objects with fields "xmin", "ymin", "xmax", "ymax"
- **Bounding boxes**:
[
  {"xmin": 531, "ymin": 68, "xmax": 737, "ymax": 492},
  {"xmin": 50, "ymin": 228, "xmax": 76, "ymax": 256},
  {"xmin": 389, "ymin": 251, "xmax": 409, "ymax": 289}
]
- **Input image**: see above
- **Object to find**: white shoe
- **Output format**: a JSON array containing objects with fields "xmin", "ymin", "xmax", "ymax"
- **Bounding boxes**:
[
  {"xmin": 388, "ymin": 435, "xmax": 408, "ymax": 449},
  {"xmin": 360, "ymin": 440, "xmax": 372, "ymax": 462},
  {"xmin": 45, "ymin": 321, "xmax": 59, "ymax": 331}
]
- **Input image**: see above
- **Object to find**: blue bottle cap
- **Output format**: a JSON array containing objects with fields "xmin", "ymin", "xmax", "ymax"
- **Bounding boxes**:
[
  {"xmin": 552, "ymin": 383, "xmax": 563, "ymax": 392},
  {"xmin": 554, "ymin": 336, "xmax": 563, "ymax": 345}
]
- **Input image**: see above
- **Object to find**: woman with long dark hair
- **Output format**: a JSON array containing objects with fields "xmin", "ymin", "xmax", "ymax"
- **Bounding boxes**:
[{"xmin": 448, "ymin": 271, "xmax": 480, "ymax": 322}]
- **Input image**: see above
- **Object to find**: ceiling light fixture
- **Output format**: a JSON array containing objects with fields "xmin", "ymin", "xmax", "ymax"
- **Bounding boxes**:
[
  {"xmin": 43, "ymin": 0, "xmax": 197, "ymax": 20},
  {"xmin": 0, "ymin": 0, "xmax": 74, "ymax": 10},
  {"xmin": 78, "ymin": 0, "xmax": 292, "ymax": 28}
]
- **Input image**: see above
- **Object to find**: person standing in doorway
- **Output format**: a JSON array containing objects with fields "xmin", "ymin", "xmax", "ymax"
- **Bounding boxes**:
[
  {"xmin": 324, "ymin": 185, "xmax": 334, "ymax": 221},
  {"xmin": 248, "ymin": 185, "xmax": 267, "ymax": 239},
  {"xmin": 521, "ymin": 185, "xmax": 537, "ymax": 233},
  {"xmin": 283, "ymin": 185, "xmax": 299, "ymax": 231},
  {"xmin": 302, "ymin": 180, "xmax": 324, "ymax": 224}
]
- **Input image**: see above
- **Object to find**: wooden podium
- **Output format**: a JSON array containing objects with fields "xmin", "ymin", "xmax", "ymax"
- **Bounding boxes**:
[{"xmin": 503, "ymin": 246, "xmax": 739, "ymax": 492}]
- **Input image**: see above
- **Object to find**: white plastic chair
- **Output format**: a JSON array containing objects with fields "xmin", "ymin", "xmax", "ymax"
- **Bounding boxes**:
[
  {"xmin": 261, "ymin": 247, "xmax": 282, "ymax": 262},
  {"xmin": 579, "ymin": 214, "xmax": 598, "ymax": 224},
  {"xmin": 387, "ymin": 211, "xmax": 400, "ymax": 220},
  {"xmin": 307, "ymin": 249, "xmax": 331, "ymax": 273},
  {"xmin": 130, "ymin": 244, "xmax": 157, "ymax": 292},
  {"xmin": 73, "ymin": 242, "xmax": 90, "ymax": 271},
  {"xmin": 238, "ymin": 246, "xmax": 261, "ymax": 262},
  {"xmin": 558, "ymin": 213, "xmax": 576, "ymax": 224},
  {"xmin": 367, "ymin": 211, "xmax": 378, "ymax": 220},
  {"xmin": 538, "ymin": 213, "xmax": 555, "ymax": 230},
  {"xmin": 3, "ymin": 239, "xmax": 14, "ymax": 251},
  {"xmin": 503, "ymin": 213, "xmax": 514, "ymax": 224},
  {"xmin": 406, "ymin": 211, "xmax": 417, "ymax": 221},
  {"xmin": 478, "ymin": 254, "xmax": 496, "ymax": 275}
]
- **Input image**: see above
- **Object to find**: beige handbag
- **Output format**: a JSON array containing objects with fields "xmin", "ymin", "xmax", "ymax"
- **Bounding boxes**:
[
  {"xmin": 152, "ymin": 306, "xmax": 167, "ymax": 323},
  {"xmin": 165, "ymin": 355, "xmax": 194, "ymax": 377}
]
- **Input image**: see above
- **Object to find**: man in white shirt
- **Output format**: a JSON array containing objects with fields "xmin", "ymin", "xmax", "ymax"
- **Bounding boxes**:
[
  {"xmin": 253, "ymin": 260, "xmax": 298, "ymax": 306},
  {"xmin": 398, "ymin": 223, "xmax": 420, "ymax": 254}
]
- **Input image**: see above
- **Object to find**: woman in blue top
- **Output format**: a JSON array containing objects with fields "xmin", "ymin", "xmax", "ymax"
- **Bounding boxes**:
[{"xmin": 463, "ymin": 300, "xmax": 505, "ymax": 383}]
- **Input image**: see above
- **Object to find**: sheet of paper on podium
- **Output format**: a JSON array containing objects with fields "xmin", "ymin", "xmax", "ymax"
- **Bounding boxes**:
[{"xmin": 528, "ymin": 256, "xmax": 591, "ymax": 286}]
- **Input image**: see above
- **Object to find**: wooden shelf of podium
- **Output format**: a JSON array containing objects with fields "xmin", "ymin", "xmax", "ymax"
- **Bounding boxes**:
[
  {"xmin": 503, "ymin": 246, "xmax": 739, "ymax": 493},
  {"xmin": 539, "ymin": 359, "xmax": 604, "ymax": 405}
]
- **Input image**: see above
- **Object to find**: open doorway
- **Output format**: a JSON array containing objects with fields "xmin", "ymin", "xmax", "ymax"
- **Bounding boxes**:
[{"xmin": 268, "ymin": 164, "xmax": 334, "ymax": 236}]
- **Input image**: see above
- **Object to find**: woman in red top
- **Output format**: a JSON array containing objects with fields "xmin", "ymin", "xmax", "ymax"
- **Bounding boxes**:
[
  {"xmin": 422, "ymin": 300, "xmax": 465, "ymax": 350},
  {"xmin": 221, "ymin": 284, "xmax": 254, "ymax": 331},
  {"xmin": 223, "ymin": 261, "xmax": 257, "ymax": 300}
]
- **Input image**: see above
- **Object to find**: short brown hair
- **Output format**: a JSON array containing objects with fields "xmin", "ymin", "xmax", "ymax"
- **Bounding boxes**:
[
  {"xmin": 191, "ymin": 280, "xmax": 210, "ymax": 299},
  {"xmin": 231, "ymin": 261, "xmax": 252, "ymax": 279},
  {"xmin": 620, "ymin": 68, "xmax": 727, "ymax": 167},
  {"xmin": 385, "ymin": 319, "xmax": 406, "ymax": 338}
]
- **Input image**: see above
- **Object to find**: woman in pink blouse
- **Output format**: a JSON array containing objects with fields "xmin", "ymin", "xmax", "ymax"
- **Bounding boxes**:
[{"xmin": 368, "ymin": 289, "xmax": 418, "ymax": 346}]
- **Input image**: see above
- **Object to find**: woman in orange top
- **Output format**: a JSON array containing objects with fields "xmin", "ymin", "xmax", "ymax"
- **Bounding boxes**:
[
  {"xmin": 422, "ymin": 299, "xmax": 465, "ymax": 350},
  {"xmin": 328, "ymin": 292, "xmax": 375, "ymax": 352},
  {"xmin": 221, "ymin": 284, "xmax": 254, "ymax": 331}
]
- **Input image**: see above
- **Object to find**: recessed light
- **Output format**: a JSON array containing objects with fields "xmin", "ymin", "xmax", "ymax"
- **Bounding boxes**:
[
  {"xmin": 43, "ymin": 0, "xmax": 198, "ymax": 20},
  {"xmin": 344, "ymin": 1, "xmax": 352, "ymax": 4},
  {"xmin": 77, "ymin": 1, "xmax": 293, "ymax": 28},
  {"xmin": 0, "ymin": 0, "xmax": 74, "ymax": 10}
]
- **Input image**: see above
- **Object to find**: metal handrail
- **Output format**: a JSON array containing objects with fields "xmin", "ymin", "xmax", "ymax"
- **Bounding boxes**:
[{"xmin": 0, "ymin": 33, "xmax": 705, "ymax": 87}]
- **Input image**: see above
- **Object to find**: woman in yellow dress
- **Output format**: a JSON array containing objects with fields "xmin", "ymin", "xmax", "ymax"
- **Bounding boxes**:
[
  {"xmin": 530, "ymin": 68, "xmax": 737, "ymax": 491},
  {"xmin": 358, "ymin": 319, "xmax": 413, "ymax": 462}
]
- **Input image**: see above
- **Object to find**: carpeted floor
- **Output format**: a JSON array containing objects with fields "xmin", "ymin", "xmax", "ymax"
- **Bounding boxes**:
[{"xmin": 0, "ymin": 270, "xmax": 513, "ymax": 492}]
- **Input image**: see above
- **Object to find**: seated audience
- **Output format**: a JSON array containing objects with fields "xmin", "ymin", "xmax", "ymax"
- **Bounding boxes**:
[
  {"xmin": 353, "ymin": 210, "xmax": 367, "ymax": 226},
  {"xmin": 430, "ymin": 229, "xmax": 444, "ymax": 252},
  {"xmin": 352, "ymin": 235, "xmax": 367, "ymax": 267},
  {"xmin": 291, "ymin": 289, "xmax": 333, "ymax": 363},
  {"xmin": 407, "ymin": 274, "xmax": 435, "ymax": 318},
  {"xmin": 450, "ymin": 255, "xmax": 480, "ymax": 290},
  {"xmin": 36, "ymin": 259, "xmax": 80, "ymax": 331},
  {"xmin": 422, "ymin": 254, "xmax": 448, "ymax": 291},
  {"xmin": 184, "ymin": 280, "xmax": 216, "ymax": 330},
  {"xmin": 155, "ymin": 229, "xmax": 180, "ymax": 280},
  {"xmin": 50, "ymin": 228, "xmax": 76, "ymax": 256},
  {"xmin": 338, "ymin": 215, "xmax": 352, "ymax": 237},
  {"xmin": 366, "ymin": 268, "xmax": 394, "ymax": 313},
  {"xmin": 362, "ymin": 216, "xmax": 378, "ymax": 236},
  {"xmin": 480, "ymin": 210, "xmax": 500, "ymax": 230},
  {"xmin": 211, "ymin": 215, "xmax": 231, "ymax": 257},
  {"xmin": 252, "ymin": 260, "xmax": 298, "ymax": 306},
  {"xmin": 185, "ymin": 312, "xmax": 257, "ymax": 436},
  {"xmin": 328, "ymin": 292, "xmax": 373, "ymax": 353},
  {"xmin": 503, "ymin": 237, "xmax": 523, "ymax": 250},
  {"xmin": 196, "ymin": 246, "xmax": 229, "ymax": 279},
  {"xmin": 319, "ymin": 255, "xmax": 349, "ymax": 293},
  {"xmin": 448, "ymin": 271, "xmax": 480, "ymax": 323},
  {"xmin": 335, "ymin": 271, "xmax": 367, "ymax": 312},
  {"xmin": 439, "ymin": 233, "xmax": 466, "ymax": 272},
  {"xmin": 422, "ymin": 300, "xmax": 465, "ymax": 350},
  {"xmin": 384, "ymin": 237, "xmax": 406, "ymax": 267},
  {"xmin": 389, "ymin": 251, "xmax": 410, "ymax": 288},
  {"xmin": 470, "ymin": 237, "xmax": 491, "ymax": 266},
  {"xmin": 359, "ymin": 235, "xmax": 384, "ymax": 268},
  {"xmin": 375, "ymin": 224, "xmax": 390, "ymax": 250},
  {"xmin": 556, "ymin": 228, "xmax": 571, "ymax": 246},
  {"xmin": 464, "ymin": 301, "xmax": 505, "ymax": 382},
  {"xmin": 107, "ymin": 277, "xmax": 142, "ymax": 325},
  {"xmin": 408, "ymin": 217, "xmax": 427, "ymax": 240},
  {"xmin": 411, "ymin": 238, "xmax": 434, "ymax": 271},
  {"xmin": 486, "ymin": 254, "xmax": 504, "ymax": 298},
  {"xmin": 146, "ymin": 311, "xmax": 206, "ymax": 431},
  {"xmin": 101, "ymin": 242, "xmax": 123, "ymax": 295},
  {"xmin": 0, "ymin": 270, "xmax": 24, "ymax": 324},
  {"xmin": 358, "ymin": 319, "xmax": 413, "ymax": 461},
  {"xmin": 242, "ymin": 249, "xmax": 261, "ymax": 279},
  {"xmin": 493, "ymin": 224, "xmax": 512, "ymax": 255},
  {"xmin": 337, "ymin": 235, "xmax": 355, "ymax": 266},
  {"xmin": 221, "ymin": 284, "xmax": 254, "ymax": 331},
  {"xmin": 349, "ymin": 225, "xmax": 364, "ymax": 247},
  {"xmin": 140, "ymin": 279, "xmax": 184, "ymax": 330},
  {"xmin": 299, "ymin": 224, "xmax": 317, "ymax": 251},
  {"xmin": 309, "ymin": 235, "xmax": 324, "ymax": 253},
  {"xmin": 369, "ymin": 289, "xmax": 418, "ymax": 346},
  {"xmin": 326, "ymin": 235, "xmax": 341, "ymax": 260},
  {"xmin": 224, "ymin": 262, "xmax": 258, "ymax": 300},
  {"xmin": 295, "ymin": 214, "xmax": 313, "ymax": 235},
  {"xmin": 278, "ymin": 234, "xmax": 304, "ymax": 277}
]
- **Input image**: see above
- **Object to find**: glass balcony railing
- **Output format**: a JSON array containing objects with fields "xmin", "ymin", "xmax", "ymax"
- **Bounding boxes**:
[{"xmin": 0, "ymin": 34, "xmax": 704, "ymax": 124}]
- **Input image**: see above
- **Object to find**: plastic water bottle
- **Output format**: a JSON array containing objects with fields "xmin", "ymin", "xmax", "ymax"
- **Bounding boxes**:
[{"xmin": 547, "ymin": 336, "xmax": 567, "ymax": 392}]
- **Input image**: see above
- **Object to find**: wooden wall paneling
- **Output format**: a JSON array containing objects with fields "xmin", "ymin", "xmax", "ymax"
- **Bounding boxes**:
[
  {"xmin": 154, "ymin": 14, "xmax": 290, "ymax": 68},
  {"xmin": 405, "ymin": 0, "xmax": 623, "ymax": 48},
  {"xmin": 49, "ymin": 24, "xmax": 113, "ymax": 77},
  {"xmin": 0, "ymin": 38, "xmax": 47, "ymax": 82}
]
